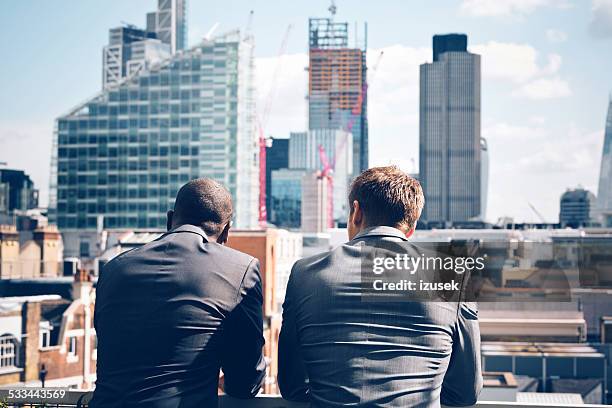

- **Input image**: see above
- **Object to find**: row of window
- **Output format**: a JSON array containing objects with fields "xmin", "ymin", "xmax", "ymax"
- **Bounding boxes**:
[{"xmin": 58, "ymin": 216, "xmax": 167, "ymax": 229}]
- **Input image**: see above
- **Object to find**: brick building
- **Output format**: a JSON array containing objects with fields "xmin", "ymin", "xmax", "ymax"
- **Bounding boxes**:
[{"xmin": 0, "ymin": 270, "xmax": 96, "ymax": 388}]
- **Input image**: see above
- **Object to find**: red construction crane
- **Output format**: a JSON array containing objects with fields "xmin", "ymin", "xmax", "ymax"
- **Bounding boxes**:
[
  {"xmin": 317, "ymin": 50, "xmax": 384, "ymax": 228},
  {"xmin": 257, "ymin": 24, "xmax": 293, "ymax": 226}
]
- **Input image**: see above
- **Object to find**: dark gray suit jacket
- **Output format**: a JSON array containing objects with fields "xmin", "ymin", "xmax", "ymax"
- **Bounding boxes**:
[
  {"xmin": 278, "ymin": 226, "xmax": 482, "ymax": 407},
  {"xmin": 91, "ymin": 224, "xmax": 266, "ymax": 408}
]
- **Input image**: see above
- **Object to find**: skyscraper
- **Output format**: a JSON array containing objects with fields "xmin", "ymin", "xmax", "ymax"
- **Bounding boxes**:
[
  {"xmin": 102, "ymin": 26, "xmax": 171, "ymax": 89},
  {"xmin": 51, "ymin": 31, "xmax": 258, "ymax": 256},
  {"xmin": 0, "ymin": 169, "xmax": 38, "ymax": 215},
  {"xmin": 596, "ymin": 98, "xmax": 612, "ymax": 226},
  {"xmin": 265, "ymin": 137, "xmax": 289, "ymax": 221},
  {"xmin": 146, "ymin": 0, "xmax": 187, "ymax": 54},
  {"xmin": 308, "ymin": 17, "xmax": 368, "ymax": 175},
  {"xmin": 419, "ymin": 33, "xmax": 481, "ymax": 223}
]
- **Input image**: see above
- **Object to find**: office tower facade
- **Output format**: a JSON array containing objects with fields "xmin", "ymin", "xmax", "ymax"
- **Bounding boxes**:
[
  {"xmin": 0, "ymin": 169, "xmax": 38, "ymax": 215},
  {"xmin": 481, "ymin": 137, "xmax": 489, "ymax": 221},
  {"xmin": 308, "ymin": 17, "xmax": 367, "ymax": 175},
  {"xmin": 51, "ymin": 31, "xmax": 258, "ymax": 256},
  {"xmin": 559, "ymin": 188, "xmax": 596, "ymax": 228},
  {"xmin": 288, "ymin": 129, "xmax": 353, "ymax": 222},
  {"xmin": 419, "ymin": 34, "xmax": 481, "ymax": 223},
  {"xmin": 147, "ymin": 0, "xmax": 187, "ymax": 54},
  {"xmin": 269, "ymin": 168, "xmax": 307, "ymax": 228},
  {"xmin": 265, "ymin": 137, "xmax": 289, "ymax": 221},
  {"xmin": 596, "ymin": 98, "xmax": 612, "ymax": 226},
  {"xmin": 102, "ymin": 26, "xmax": 171, "ymax": 89},
  {"xmin": 301, "ymin": 171, "xmax": 329, "ymax": 233}
]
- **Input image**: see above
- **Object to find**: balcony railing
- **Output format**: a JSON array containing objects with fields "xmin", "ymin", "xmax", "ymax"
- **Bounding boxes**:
[{"xmin": 0, "ymin": 391, "xmax": 608, "ymax": 408}]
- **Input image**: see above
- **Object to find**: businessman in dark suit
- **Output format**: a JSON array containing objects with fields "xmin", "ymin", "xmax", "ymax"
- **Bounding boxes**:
[
  {"xmin": 278, "ymin": 166, "xmax": 482, "ymax": 407},
  {"xmin": 91, "ymin": 178, "xmax": 266, "ymax": 408}
]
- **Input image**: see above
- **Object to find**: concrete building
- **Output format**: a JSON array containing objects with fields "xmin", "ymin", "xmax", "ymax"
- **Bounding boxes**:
[
  {"xmin": 0, "ymin": 225, "xmax": 63, "ymax": 280},
  {"xmin": 308, "ymin": 17, "xmax": 368, "ymax": 175},
  {"xmin": 559, "ymin": 188, "xmax": 597, "ymax": 228},
  {"xmin": 419, "ymin": 33, "xmax": 481, "ymax": 223},
  {"xmin": 52, "ymin": 30, "xmax": 258, "ymax": 258},
  {"xmin": 301, "ymin": 172, "xmax": 330, "ymax": 233}
]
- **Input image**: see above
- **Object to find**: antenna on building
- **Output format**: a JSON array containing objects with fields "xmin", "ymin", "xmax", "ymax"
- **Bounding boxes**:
[{"xmin": 329, "ymin": 0, "xmax": 337, "ymax": 18}]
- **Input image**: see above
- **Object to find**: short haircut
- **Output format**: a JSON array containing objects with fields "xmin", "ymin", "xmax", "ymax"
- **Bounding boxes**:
[
  {"xmin": 173, "ymin": 178, "xmax": 233, "ymax": 236},
  {"xmin": 348, "ymin": 166, "xmax": 424, "ymax": 230}
]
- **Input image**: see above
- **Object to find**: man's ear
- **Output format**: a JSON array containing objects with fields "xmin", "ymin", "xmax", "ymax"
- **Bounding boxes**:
[
  {"xmin": 217, "ymin": 222, "xmax": 231, "ymax": 245},
  {"xmin": 166, "ymin": 210, "xmax": 174, "ymax": 231},
  {"xmin": 405, "ymin": 228, "xmax": 415, "ymax": 238},
  {"xmin": 352, "ymin": 200, "xmax": 363, "ymax": 226}
]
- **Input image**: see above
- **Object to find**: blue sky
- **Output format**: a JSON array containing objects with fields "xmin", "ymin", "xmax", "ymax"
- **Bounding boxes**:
[{"xmin": 1, "ymin": 0, "xmax": 612, "ymax": 222}]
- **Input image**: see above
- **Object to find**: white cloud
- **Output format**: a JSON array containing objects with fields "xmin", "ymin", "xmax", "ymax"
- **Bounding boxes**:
[
  {"xmin": 546, "ymin": 28, "xmax": 568, "ymax": 43},
  {"xmin": 470, "ymin": 42, "xmax": 562, "ymax": 83},
  {"xmin": 590, "ymin": 0, "xmax": 612, "ymax": 38},
  {"xmin": 460, "ymin": 0, "xmax": 571, "ymax": 17},
  {"xmin": 470, "ymin": 41, "xmax": 570, "ymax": 99},
  {"xmin": 511, "ymin": 76, "xmax": 572, "ymax": 99},
  {"xmin": 255, "ymin": 53, "xmax": 308, "ymax": 137},
  {"xmin": 484, "ymin": 122, "xmax": 603, "ymax": 222}
]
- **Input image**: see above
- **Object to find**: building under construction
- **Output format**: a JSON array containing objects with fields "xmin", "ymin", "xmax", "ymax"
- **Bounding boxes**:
[{"xmin": 308, "ymin": 17, "xmax": 368, "ymax": 175}]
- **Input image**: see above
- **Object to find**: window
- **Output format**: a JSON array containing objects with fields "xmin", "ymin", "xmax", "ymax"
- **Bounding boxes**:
[
  {"xmin": 0, "ymin": 335, "xmax": 17, "ymax": 368},
  {"xmin": 68, "ymin": 336, "xmax": 77, "ymax": 357},
  {"xmin": 39, "ymin": 322, "xmax": 52, "ymax": 348}
]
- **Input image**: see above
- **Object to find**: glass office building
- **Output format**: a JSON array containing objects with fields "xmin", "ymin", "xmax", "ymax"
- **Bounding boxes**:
[
  {"xmin": 50, "ymin": 31, "xmax": 258, "ymax": 245},
  {"xmin": 269, "ymin": 169, "xmax": 307, "ymax": 228}
]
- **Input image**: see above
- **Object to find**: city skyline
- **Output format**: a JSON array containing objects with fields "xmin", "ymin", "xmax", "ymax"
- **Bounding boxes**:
[{"xmin": 1, "ymin": 0, "xmax": 612, "ymax": 222}]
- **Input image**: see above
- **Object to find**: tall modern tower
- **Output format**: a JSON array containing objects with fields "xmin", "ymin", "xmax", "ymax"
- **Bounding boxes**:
[
  {"xmin": 308, "ymin": 17, "xmax": 368, "ymax": 175},
  {"xmin": 51, "ymin": 31, "xmax": 258, "ymax": 257},
  {"xmin": 596, "ymin": 98, "xmax": 612, "ymax": 226},
  {"xmin": 419, "ymin": 34, "xmax": 481, "ymax": 223},
  {"xmin": 102, "ymin": 0, "xmax": 186, "ymax": 89},
  {"xmin": 147, "ymin": 0, "xmax": 187, "ymax": 54}
]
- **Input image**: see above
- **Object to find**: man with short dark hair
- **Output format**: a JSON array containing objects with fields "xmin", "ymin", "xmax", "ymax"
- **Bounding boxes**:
[
  {"xmin": 91, "ymin": 178, "xmax": 266, "ymax": 408},
  {"xmin": 278, "ymin": 166, "xmax": 482, "ymax": 407}
]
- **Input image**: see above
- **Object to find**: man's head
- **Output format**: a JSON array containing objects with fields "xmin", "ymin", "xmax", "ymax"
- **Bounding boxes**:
[
  {"xmin": 347, "ymin": 166, "xmax": 424, "ymax": 240},
  {"xmin": 167, "ymin": 178, "xmax": 233, "ymax": 244}
]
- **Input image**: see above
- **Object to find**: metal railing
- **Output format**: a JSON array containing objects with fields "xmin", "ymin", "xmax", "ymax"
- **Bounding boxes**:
[{"xmin": 0, "ymin": 391, "xmax": 609, "ymax": 408}]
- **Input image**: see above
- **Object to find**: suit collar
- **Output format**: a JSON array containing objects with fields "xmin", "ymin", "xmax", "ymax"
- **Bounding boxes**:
[
  {"xmin": 165, "ymin": 224, "xmax": 210, "ymax": 242},
  {"xmin": 352, "ymin": 226, "xmax": 409, "ymax": 242}
]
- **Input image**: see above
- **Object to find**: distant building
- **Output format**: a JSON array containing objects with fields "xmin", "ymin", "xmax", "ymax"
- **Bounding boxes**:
[
  {"xmin": 301, "ymin": 171, "xmax": 330, "ymax": 233},
  {"xmin": 289, "ymin": 129, "xmax": 353, "ymax": 223},
  {"xmin": 265, "ymin": 138, "xmax": 289, "ymax": 221},
  {"xmin": 0, "ymin": 225, "xmax": 62, "ymax": 279},
  {"xmin": 102, "ymin": 26, "xmax": 170, "ymax": 89},
  {"xmin": 481, "ymin": 137, "xmax": 489, "ymax": 220},
  {"xmin": 0, "ymin": 272, "xmax": 96, "ymax": 388},
  {"xmin": 419, "ymin": 33, "xmax": 481, "ymax": 223},
  {"xmin": 596, "ymin": 97, "xmax": 612, "ymax": 226},
  {"xmin": 146, "ymin": 0, "xmax": 187, "ymax": 54},
  {"xmin": 269, "ymin": 168, "xmax": 306, "ymax": 228},
  {"xmin": 0, "ymin": 169, "xmax": 38, "ymax": 215},
  {"xmin": 559, "ymin": 188, "xmax": 596, "ymax": 228},
  {"xmin": 52, "ymin": 31, "xmax": 258, "ymax": 258},
  {"xmin": 308, "ymin": 17, "xmax": 368, "ymax": 175}
]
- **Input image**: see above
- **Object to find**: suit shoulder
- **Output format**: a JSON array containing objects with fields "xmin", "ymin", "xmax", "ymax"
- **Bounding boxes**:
[{"xmin": 216, "ymin": 244, "xmax": 256, "ymax": 268}]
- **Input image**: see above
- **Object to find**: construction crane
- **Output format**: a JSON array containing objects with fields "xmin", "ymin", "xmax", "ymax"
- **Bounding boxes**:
[
  {"xmin": 528, "ymin": 201, "xmax": 548, "ymax": 224},
  {"xmin": 317, "ymin": 50, "xmax": 384, "ymax": 228},
  {"xmin": 257, "ymin": 23, "xmax": 293, "ymax": 226}
]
